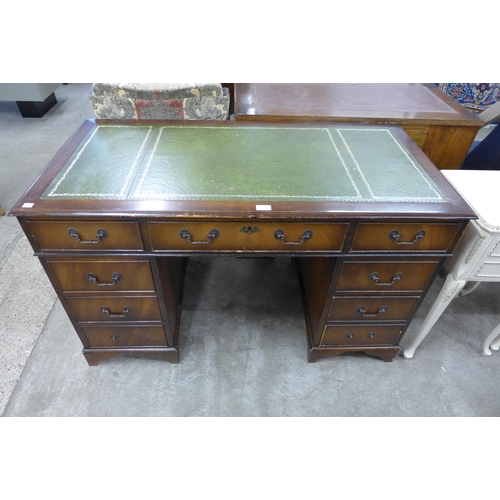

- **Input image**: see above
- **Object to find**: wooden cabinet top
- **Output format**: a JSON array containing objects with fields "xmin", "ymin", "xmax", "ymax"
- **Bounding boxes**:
[
  {"xmin": 11, "ymin": 119, "xmax": 475, "ymax": 221},
  {"xmin": 234, "ymin": 83, "xmax": 483, "ymax": 126}
]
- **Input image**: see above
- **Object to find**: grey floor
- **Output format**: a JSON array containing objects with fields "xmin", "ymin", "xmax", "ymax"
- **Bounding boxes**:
[{"xmin": 1, "ymin": 83, "xmax": 500, "ymax": 417}]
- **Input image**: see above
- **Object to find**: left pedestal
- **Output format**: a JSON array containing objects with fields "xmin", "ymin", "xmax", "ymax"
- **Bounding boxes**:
[{"xmin": 23, "ymin": 218, "xmax": 187, "ymax": 366}]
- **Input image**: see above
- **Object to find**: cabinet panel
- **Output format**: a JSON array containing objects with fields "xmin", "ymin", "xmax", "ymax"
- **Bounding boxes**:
[
  {"xmin": 489, "ymin": 239, "xmax": 500, "ymax": 257},
  {"xmin": 475, "ymin": 262, "xmax": 500, "ymax": 279},
  {"xmin": 401, "ymin": 124, "xmax": 429, "ymax": 149}
]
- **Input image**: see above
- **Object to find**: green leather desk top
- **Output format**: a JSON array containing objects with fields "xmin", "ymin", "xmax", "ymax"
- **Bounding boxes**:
[{"xmin": 42, "ymin": 124, "xmax": 446, "ymax": 204}]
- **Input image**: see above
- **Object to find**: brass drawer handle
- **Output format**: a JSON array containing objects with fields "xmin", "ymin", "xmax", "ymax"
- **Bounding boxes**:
[
  {"xmin": 388, "ymin": 229, "xmax": 426, "ymax": 245},
  {"xmin": 274, "ymin": 229, "xmax": 313, "ymax": 245},
  {"xmin": 369, "ymin": 272, "xmax": 403, "ymax": 286},
  {"xmin": 357, "ymin": 305, "xmax": 387, "ymax": 317},
  {"xmin": 68, "ymin": 227, "xmax": 108, "ymax": 244},
  {"xmin": 86, "ymin": 272, "xmax": 122, "ymax": 286},
  {"xmin": 110, "ymin": 334, "xmax": 120, "ymax": 340},
  {"xmin": 367, "ymin": 332, "xmax": 375, "ymax": 338},
  {"xmin": 180, "ymin": 228, "xmax": 219, "ymax": 245},
  {"xmin": 100, "ymin": 306, "xmax": 131, "ymax": 318}
]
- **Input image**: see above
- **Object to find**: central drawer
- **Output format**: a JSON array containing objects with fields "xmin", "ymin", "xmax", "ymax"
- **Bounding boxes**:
[
  {"xmin": 327, "ymin": 296, "xmax": 420, "ymax": 322},
  {"xmin": 148, "ymin": 221, "xmax": 348, "ymax": 252},
  {"xmin": 66, "ymin": 296, "xmax": 162, "ymax": 322}
]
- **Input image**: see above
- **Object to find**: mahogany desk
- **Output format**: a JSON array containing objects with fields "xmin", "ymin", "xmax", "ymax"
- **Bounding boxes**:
[
  {"xmin": 10, "ymin": 120, "xmax": 475, "ymax": 365},
  {"xmin": 234, "ymin": 83, "xmax": 483, "ymax": 170}
]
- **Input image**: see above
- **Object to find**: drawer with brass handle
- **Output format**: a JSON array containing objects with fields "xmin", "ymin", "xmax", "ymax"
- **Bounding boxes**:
[
  {"xmin": 26, "ymin": 220, "xmax": 144, "ymax": 251},
  {"xmin": 350, "ymin": 223, "xmax": 461, "ymax": 253},
  {"xmin": 336, "ymin": 260, "xmax": 439, "ymax": 293},
  {"xmin": 46, "ymin": 258, "xmax": 155, "ymax": 293},
  {"xmin": 81, "ymin": 325, "xmax": 168, "ymax": 348},
  {"xmin": 148, "ymin": 221, "xmax": 348, "ymax": 252},
  {"xmin": 66, "ymin": 296, "xmax": 162, "ymax": 322},
  {"xmin": 320, "ymin": 324, "xmax": 404, "ymax": 347},
  {"xmin": 327, "ymin": 296, "xmax": 420, "ymax": 322}
]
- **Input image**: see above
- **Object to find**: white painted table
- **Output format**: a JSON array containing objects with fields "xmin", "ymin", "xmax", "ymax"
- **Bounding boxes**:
[{"xmin": 404, "ymin": 170, "xmax": 500, "ymax": 358}]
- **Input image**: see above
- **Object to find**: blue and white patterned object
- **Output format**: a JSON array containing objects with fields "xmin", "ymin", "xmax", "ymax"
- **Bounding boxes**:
[{"xmin": 438, "ymin": 83, "xmax": 499, "ymax": 113}]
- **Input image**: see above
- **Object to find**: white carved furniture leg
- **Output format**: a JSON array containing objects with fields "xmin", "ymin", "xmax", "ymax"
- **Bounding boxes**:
[
  {"xmin": 404, "ymin": 274, "xmax": 467, "ymax": 359},
  {"xmin": 490, "ymin": 335, "xmax": 500, "ymax": 351},
  {"xmin": 483, "ymin": 324, "xmax": 500, "ymax": 356},
  {"xmin": 459, "ymin": 281, "xmax": 481, "ymax": 296}
]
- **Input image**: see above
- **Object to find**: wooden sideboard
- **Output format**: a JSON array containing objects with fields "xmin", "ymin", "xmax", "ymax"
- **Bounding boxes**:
[
  {"xmin": 234, "ymin": 83, "xmax": 484, "ymax": 170},
  {"xmin": 10, "ymin": 119, "xmax": 475, "ymax": 365}
]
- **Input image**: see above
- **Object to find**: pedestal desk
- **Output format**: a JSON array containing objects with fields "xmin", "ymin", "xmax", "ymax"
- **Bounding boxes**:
[
  {"xmin": 10, "ymin": 120, "xmax": 475, "ymax": 365},
  {"xmin": 234, "ymin": 83, "xmax": 483, "ymax": 170}
]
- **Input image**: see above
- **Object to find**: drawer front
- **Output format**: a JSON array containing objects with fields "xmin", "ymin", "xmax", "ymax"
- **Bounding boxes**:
[
  {"xmin": 47, "ymin": 259, "xmax": 155, "ymax": 293},
  {"xmin": 148, "ymin": 221, "xmax": 347, "ymax": 252},
  {"xmin": 475, "ymin": 261, "xmax": 500, "ymax": 279},
  {"xmin": 489, "ymin": 239, "xmax": 500, "ymax": 257},
  {"xmin": 66, "ymin": 296, "xmax": 161, "ymax": 322},
  {"xmin": 327, "ymin": 296, "xmax": 419, "ymax": 322},
  {"xmin": 336, "ymin": 260, "xmax": 439, "ymax": 293},
  {"xmin": 82, "ymin": 325, "xmax": 168, "ymax": 347},
  {"xmin": 27, "ymin": 220, "xmax": 144, "ymax": 251},
  {"xmin": 320, "ymin": 324, "xmax": 403, "ymax": 347},
  {"xmin": 351, "ymin": 223, "xmax": 461, "ymax": 252}
]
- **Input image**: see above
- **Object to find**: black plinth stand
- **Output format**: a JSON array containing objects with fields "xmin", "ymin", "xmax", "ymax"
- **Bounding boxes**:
[{"xmin": 16, "ymin": 92, "xmax": 57, "ymax": 118}]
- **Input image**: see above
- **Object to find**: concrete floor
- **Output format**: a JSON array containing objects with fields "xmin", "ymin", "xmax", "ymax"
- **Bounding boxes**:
[{"xmin": 1, "ymin": 84, "xmax": 500, "ymax": 416}]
